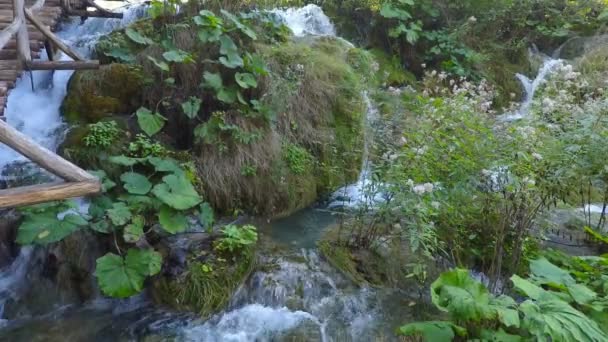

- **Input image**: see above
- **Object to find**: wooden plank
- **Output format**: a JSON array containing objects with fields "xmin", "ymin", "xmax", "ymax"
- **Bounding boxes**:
[
  {"xmin": 0, "ymin": 16, "xmax": 20, "ymax": 51},
  {"xmin": 0, "ymin": 180, "xmax": 100, "ymax": 207},
  {"xmin": 25, "ymin": 8, "xmax": 83, "ymax": 61},
  {"xmin": 0, "ymin": 119, "xmax": 96, "ymax": 181},
  {"xmin": 27, "ymin": 60, "xmax": 99, "ymax": 70},
  {"xmin": 68, "ymin": 9, "xmax": 122, "ymax": 18},
  {"xmin": 14, "ymin": 0, "xmax": 33, "ymax": 64}
]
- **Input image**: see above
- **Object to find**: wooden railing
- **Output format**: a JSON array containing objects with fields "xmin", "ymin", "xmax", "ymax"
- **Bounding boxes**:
[{"xmin": 0, "ymin": 0, "xmax": 102, "ymax": 207}]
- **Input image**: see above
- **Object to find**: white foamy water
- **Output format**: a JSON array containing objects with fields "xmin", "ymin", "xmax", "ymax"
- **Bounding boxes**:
[{"xmin": 271, "ymin": 4, "xmax": 335, "ymax": 36}]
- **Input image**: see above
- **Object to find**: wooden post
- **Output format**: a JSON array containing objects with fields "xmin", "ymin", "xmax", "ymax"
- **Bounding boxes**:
[
  {"xmin": 25, "ymin": 8, "xmax": 84, "ymax": 61},
  {"xmin": 0, "ymin": 180, "xmax": 100, "ymax": 207},
  {"xmin": 12, "ymin": 0, "xmax": 31, "ymax": 65},
  {"xmin": 26, "ymin": 60, "xmax": 100, "ymax": 70}
]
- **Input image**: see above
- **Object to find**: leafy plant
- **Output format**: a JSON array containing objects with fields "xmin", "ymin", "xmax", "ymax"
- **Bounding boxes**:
[
  {"xmin": 214, "ymin": 224, "xmax": 258, "ymax": 255},
  {"xmin": 83, "ymin": 121, "xmax": 121, "ymax": 149}
]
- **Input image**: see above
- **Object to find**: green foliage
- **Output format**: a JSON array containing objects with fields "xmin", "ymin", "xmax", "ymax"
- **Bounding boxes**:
[
  {"xmin": 83, "ymin": 121, "xmax": 120, "ymax": 149},
  {"xmin": 400, "ymin": 254, "xmax": 608, "ymax": 341},
  {"xmin": 95, "ymin": 249, "xmax": 162, "ymax": 298},
  {"xmin": 214, "ymin": 224, "xmax": 258, "ymax": 255},
  {"xmin": 283, "ymin": 143, "xmax": 312, "ymax": 175},
  {"xmin": 16, "ymin": 201, "xmax": 88, "ymax": 245},
  {"xmin": 136, "ymin": 107, "xmax": 166, "ymax": 136},
  {"xmin": 128, "ymin": 134, "xmax": 168, "ymax": 158},
  {"xmin": 152, "ymin": 174, "xmax": 202, "ymax": 210}
]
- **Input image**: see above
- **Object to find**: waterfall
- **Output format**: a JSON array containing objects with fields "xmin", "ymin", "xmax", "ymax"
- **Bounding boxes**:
[
  {"xmin": 0, "ymin": 2, "xmax": 146, "ymax": 320},
  {"xmin": 271, "ymin": 4, "xmax": 335, "ymax": 36}
]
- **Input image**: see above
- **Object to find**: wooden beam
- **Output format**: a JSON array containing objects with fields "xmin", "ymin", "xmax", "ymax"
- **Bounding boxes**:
[
  {"xmin": 27, "ymin": 60, "xmax": 99, "ymax": 70},
  {"xmin": 0, "ymin": 16, "xmax": 20, "ymax": 50},
  {"xmin": 68, "ymin": 9, "xmax": 122, "ymax": 18},
  {"xmin": 24, "ymin": 7, "xmax": 83, "ymax": 61},
  {"xmin": 0, "ymin": 119, "xmax": 96, "ymax": 182},
  {"xmin": 0, "ymin": 180, "xmax": 100, "ymax": 207},
  {"xmin": 13, "ymin": 0, "xmax": 31, "ymax": 64}
]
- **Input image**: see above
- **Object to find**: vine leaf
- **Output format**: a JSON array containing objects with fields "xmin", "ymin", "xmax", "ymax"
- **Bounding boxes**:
[
  {"xmin": 152, "ymin": 174, "xmax": 202, "ymax": 210},
  {"xmin": 181, "ymin": 96, "xmax": 202, "ymax": 119},
  {"xmin": 125, "ymin": 28, "xmax": 154, "ymax": 45},
  {"xmin": 158, "ymin": 205, "xmax": 188, "ymax": 233},
  {"xmin": 121, "ymin": 172, "xmax": 152, "ymax": 195},
  {"xmin": 136, "ymin": 107, "xmax": 166, "ymax": 136},
  {"xmin": 95, "ymin": 249, "xmax": 162, "ymax": 298}
]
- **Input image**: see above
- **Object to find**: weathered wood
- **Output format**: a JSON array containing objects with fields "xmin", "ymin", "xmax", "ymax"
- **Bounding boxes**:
[
  {"xmin": 24, "ymin": 7, "xmax": 83, "ymax": 60},
  {"xmin": 68, "ymin": 9, "xmax": 122, "ymax": 18},
  {"xmin": 27, "ymin": 59, "xmax": 99, "ymax": 70},
  {"xmin": 0, "ymin": 180, "xmax": 100, "ymax": 207},
  {"xmin": 13, "ymin": 0, "xmax": 31, "ymax": 64},
  {"xmin": 28, "ymin": 0, "xmax": 45, "ymax": 11},
  {"xmin": 0, "ymin": 16, "xmax": 19, "ymax": 50},
  {"xmin": 0, "ymin": 119, "xmax": 96, "ymax": 182}
]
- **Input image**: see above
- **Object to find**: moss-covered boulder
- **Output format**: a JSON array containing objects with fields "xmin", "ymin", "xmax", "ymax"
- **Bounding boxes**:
[
  {"xmin": 196, "ymin": 37, "xmax": 367, "ymax": 218},
  {"xmin": 61, "ymin": 64, "xmax": 144, "ymax": 124}
]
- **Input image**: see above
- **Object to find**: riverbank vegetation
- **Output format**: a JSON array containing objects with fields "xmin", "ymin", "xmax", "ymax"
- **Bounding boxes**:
[{"xmin": 4, "ymin": 0, "xmax": 608, "ymax": 338}]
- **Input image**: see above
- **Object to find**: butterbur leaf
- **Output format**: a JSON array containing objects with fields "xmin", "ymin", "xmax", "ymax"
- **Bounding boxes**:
[
  {"xmin": 147, "ymin": 56, "xmax": 170, "ymax": 72},
  {"xmin": 162, "ymin": 49, "xmax": 193, "ymax": 63},
  {"xmin": 90, "ymin": 220, "xmax": 111, "ymax": 234},
  {"xmin": 220, "ymin": 9, "xmax": 257, "ymax": 39},
  {"xmin": 152, "ymin": 174, "xmax": 202, "ymax": 210},
  {"xmin": 17, "ymin": 212, "xmax": 87, "ymax": 245},
  {"xmin": 181, "ymin": 97, "xmax": 202, "ymax": 119},
  {"xmin": 529, "ymin": 257, "xmax": 575, "ymax": 286},
  {"xmin": 235, "ymin": 72, "xmax": 257, "ymax": 89},
  {"xmin": 123, "ymin": 216, "xmax": 145, "ymax": 243},
  {"xmin": 203, "ymin": 72, "xmax": 223, "ymax": 90},
  {"xmin": 95, "ymin": 249, "xmax": 162, "ymax": 298},
  {"xmin": 120, "ymin": 172, "xmax": 152, "ymax": 195},
  {"xmin": 398, "ymin": 321, "xmax": 465, "ymax": 341},
  {"xmin": 148, "ymin": 157, "xmax": 183, "ymax": 174},
  {"xmin": 105, "ymin": 48, "xmax": 135, "ymax": 63},
  {"xmin": 197, "ymin": 27, "xmax": 222, "ymax": 43},
  {"xmin": 107, "ymin": 202, "xmax": 132, "ymax": 226},
  {"xmin": 219, "ymin": 35, "xmax": 238, "ymax": 55},
  {"xmin": 217, "ymin": 87, "xmax": 237, "ymax": 103},
  {"xmin": 108, "ymin": 155, "xmax": 146, "ymax": 166},
  {"xmin": 89, "ymin": 170, "xmax": 116, "ymax": 192},
  {"xmin": 136, "ymin": 107, "xmax": 166, "ymax": 136},
  {"xmin": 219, "ymin": 53, "xmax": 244, "ymax": 68},
  {"xmin": 158, "ymin": 205, "xmax": 188, "ymax": 233},
  {"xmin": 125, "ymin": 28, "xmax": 154, "ymax": 45}
]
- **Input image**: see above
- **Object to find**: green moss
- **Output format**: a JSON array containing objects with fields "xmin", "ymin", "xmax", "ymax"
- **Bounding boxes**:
[
  {"xmin": 477, "ymin": 47, "xmax": 531, "ymax": 108},
  {"xmin": 61, "ymin": 64, "xmax": 144, "ymax": 124},
  {"xmin": 151, "ymin": 247, "xmax": 255, "ymax": 317},
  {"xmin": 370, "ymin": 48, "xmax": 417, "ymax": 87}
]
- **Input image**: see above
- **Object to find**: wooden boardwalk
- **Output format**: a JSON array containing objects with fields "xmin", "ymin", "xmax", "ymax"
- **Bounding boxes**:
[{"xmin": 0, "ymin": 0, "xmax": 65, "ymax": 116}]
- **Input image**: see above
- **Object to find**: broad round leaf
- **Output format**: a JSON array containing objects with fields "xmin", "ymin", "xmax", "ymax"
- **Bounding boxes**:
[
  {"xmin": 181, "ymin": 97, "xmax": 202, "ymax": 119},
  {"xmin": 152, "ymin": 174, "xmax": 202, "ymax": 210},
  {"xmin": 95, "ymin": 249, "xmax": 162, "ymax": 298},
  {"xmin": 125, "ymin": 28, "xmax": 154, "ymax": 45},
  {"xmin": 17, "ymin": 212, "xmax": 87, "ymax": 245},
  {"xmin": 120, "ymin": 172, "xmax": 152, "ymax": 195},
  {"xmin": 107, "ymin": 202, "xmax": 132, "ymax": 226},
  {"xmin": 235, "ymin": 72, "xmax": 257, "ymax": 89},
  {"xmin": 136, "ymin": 107, "xmax": 166, "ymax": 136},
  {"xmin": 123, "ymin": 216, "xmax": 145, "ymax": 243},
  {"xmin": 158, "ymin": 205, "xmax": 188, "ymax": 234}
]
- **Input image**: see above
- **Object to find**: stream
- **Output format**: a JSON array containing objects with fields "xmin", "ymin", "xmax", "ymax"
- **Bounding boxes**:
[{"xmin": 0, "ymin": 4, "xmax": 583, "ymax": 342}]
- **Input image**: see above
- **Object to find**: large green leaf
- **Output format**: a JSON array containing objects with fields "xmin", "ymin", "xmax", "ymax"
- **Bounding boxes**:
[
  {"xmin": 89, "ymin": 170, "xmax": 116, "ymax": 192},
  {"xmin": 220, "ymin": 10, "xmax": 257, "ymax": 39},
  {"xmin": 16, "ymin": 211, "xmax": 87, "ymax": 245},
  {"xmin": 379, "ymin": 3, "xmax": 412, "ymax": 19},
  {"xmin": 105, "ymin": 48, "xmax": 135, "ymax": 63},
  {"xmin": 181, "ymin": 96, "xmax": 202, "ymax": 119},
  {"xmin": 203, "ymin": 71, "xmax": 223, "ymax": 90},
  {"xmin": 108, "ymin": 155, "xmax": 147, "ymax": 166},
  {"xmin": 120, "ymin": 172, "xmax": 152, "ymax": 195},
  {"xmin": 158, "ymin": 205, "xmax": 188, "ymax": 234},
  {"xmin": 152, "ymin": 174, "xmax": 202, "ymax": 210},
  {"xmin": 148, "ymin": 157, "xmax": 183, "ymax": 174},
  {"xmin": 398, "ymin": 321, "xmax": 465, "ymax": 341},
  {"xmin": 162, "ymin": 49, "xmax": 193, "ymax": 63},
  {"xmin": 235, "ymin": 72, "xmax": 257, "ymax": 89},
  {"xmin": 511, "ymin": 274, "xmax": 552, "ymax": 301},
  {"xmin": 217, "ymin": 87, "xmax": 237, "ymax": 103},
  {"xmin": 107, "ymin": 202, "xmax": 132, "ymax": 226},
  {"xmin": 198, "ymin": 202, "xmax": 214, "ymax": 229},
  {"xmin": 125, "ymin": 28, "xmax": 154, "ymax": 45},
  {"xmin": 136, "ymin": 107, "xmax": 166, "ymax": 136},
  {"xmin": 530, "ymin": 257, "xmax": 576, "ymax": 286},
  {"xmin": 479, "ymin": 329, "xmax": 522, "ymax": 342},
  {"xmin": 147, "ymin": 56, "xmax": 170, "ymax": 72},
  {"xmin": 219, "ymin": 53, "xmax": 244, "ymax": 68},
  {"xmin": 567, "ymin": 283, "xmax": 597, "ymax": 305},
  {"xmin": 520, "ymin": 299, "xmax": 608, "ymax": 341},
  {"xmin": 95, "ymin": 249, "xmax": 162, "ymax": 298}
]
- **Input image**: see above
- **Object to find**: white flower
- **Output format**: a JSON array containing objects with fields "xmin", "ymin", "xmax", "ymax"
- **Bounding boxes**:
[
  {"xmin": 468, "ymin": 16, "xmax": 477, "ymax": 23},
  {"xmin": 406, "ymin": 179, "xmax": 414, "ymax": 188},
  {"xmin": 421, "ymin": 63, "xmax": 427, "ymax": 69},
  {"xmin": 413, "ymin": 184, "xmax": 426, "ymax": 195},
  {"xmin": 431, "ymin": 201, "xmax": 440, "ymax": 209},
  {"xmin": 532, "ymin": 152, "xmax": 543, "ymax": 160},
  {"xmin": 423, "ymin": 182, "xmax": 434, "ymax": 193}
]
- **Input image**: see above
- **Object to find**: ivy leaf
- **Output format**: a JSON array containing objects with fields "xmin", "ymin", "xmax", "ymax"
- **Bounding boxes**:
[
  {"xmin": 125, "ymin": 28, "xmax": 154, "ymax": 45},
  {"xmin": 136, "ymin": 107, "xmax": 166, "ymax": 136},
  {"xmin": 181, "ymin": 97, "xmax": 202, "ymax": 119},
  {"xmin": 147, "ymin": 56, "xmax": 170, "ymax": 72},
  {"xmin": 123, "ymin": 216, "xmax": 145, "ymax": 243},
  {"xmin": 16, "ymin": 212, "xmax": 87, "ymax": 245},
  {"xmin": 105, "ymin": 48, "xmax": 135, "ymax": 63},
  {"xmin": 95, "ymin": 249, "xmax": 162, "ymax": 298},
  {"xmin": 158, "ymin": 205, "xmax": 188, "ymax": 234},
  {"xmin": 235, "ymin": 72, "xmax": 257, "ymax": 89},
  {"xmin": 203, "ymin": 72, "xmax": 223, "ymax": 90},
  {"xmin": 162, "ymin": 49, "xmax": 193, "ymax": 63},
  {"xmin": 120, "ymin": 172, "xmax": 152, "ymax": 195},
  {"xmin": 198, "ymin": 202, "xmax": 214, "ymax": 229},
  {"xmin": 107, "ymin": 202, "xmax": 132, "ymax": 226},
  {"xmin": 217, "ymin": 87, "xmax": 237, "ymax": 103},
  {"xmin": 152, "ymin": 174, "xmax": 202, "ymax": 210}
]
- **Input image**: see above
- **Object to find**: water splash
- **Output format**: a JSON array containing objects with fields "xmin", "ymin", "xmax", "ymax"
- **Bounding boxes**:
[{"xmin": 271, "ymin": 4, "xmax": 335, "ymax": 36}]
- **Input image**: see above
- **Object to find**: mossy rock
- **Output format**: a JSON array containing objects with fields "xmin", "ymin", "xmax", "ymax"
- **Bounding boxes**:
[
  {"xmin": 370, "ymin": 48, "xmax": 417, "ymax": 87},
  {"xmin": 61, "ymin": 64, "xmax": 144, "ymax": 124},
  {"xmin": 151, "ymin": 247, "xmax": 255, "ymax": 317}
]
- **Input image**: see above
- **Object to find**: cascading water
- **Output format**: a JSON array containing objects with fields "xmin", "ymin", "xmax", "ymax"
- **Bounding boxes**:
[
  {"xmin": 271, "ymin": 4, "xmax": 335, "ymax": 36},
  {"xmin": 0, "ymin": 2, "xmax": 146, "ymax": 323}
]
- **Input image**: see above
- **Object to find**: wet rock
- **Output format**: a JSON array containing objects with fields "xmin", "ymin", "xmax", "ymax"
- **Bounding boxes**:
[{"xmin": 0, "ymin": 210, "xmax": 20, "ymax": 268}]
